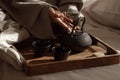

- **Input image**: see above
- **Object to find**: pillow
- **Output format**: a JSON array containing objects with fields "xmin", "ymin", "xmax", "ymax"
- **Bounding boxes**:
[{"xmin": 82, "ymin": 0, "xmax": 120, "ymax": 28}]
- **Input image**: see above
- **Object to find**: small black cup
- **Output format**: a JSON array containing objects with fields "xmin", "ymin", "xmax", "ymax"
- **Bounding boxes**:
[
  {"xmin": 32, "ymin": 40, "xmax": 51, "ymax": 56},
  {"xmin": 52, "ymin": 46, "xmax": 71, "ymax": 61}
]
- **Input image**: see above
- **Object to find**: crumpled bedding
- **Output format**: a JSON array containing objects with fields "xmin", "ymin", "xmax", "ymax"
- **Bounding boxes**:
[
  {"xmin": 0, "ymin": 9, "xmax": 30, "ymax": 70},
  {"xmin": 0, "ymin": 44, "xmax": 25, "ymax": 70}
]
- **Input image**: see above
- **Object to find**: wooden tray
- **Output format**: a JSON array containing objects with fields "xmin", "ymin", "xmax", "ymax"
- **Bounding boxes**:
[{"xmin": 14, "ymin": 35, "xmax": 120, "ymax": 76}]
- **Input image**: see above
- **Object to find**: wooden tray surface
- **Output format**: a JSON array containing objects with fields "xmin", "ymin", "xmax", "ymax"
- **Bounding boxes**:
[{"xmin": 14, "ymin": 36, "xmax": 120, "ymax": 76}]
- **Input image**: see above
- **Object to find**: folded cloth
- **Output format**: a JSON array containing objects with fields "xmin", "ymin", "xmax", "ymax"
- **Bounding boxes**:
[
  {"xmin": 0, "ymin": 0, "xmax": 84, "ymax": 39},
  {"xmin": 0, "ymin": 41, "xmax": 25, "ymax": 70},
  {"xmin": 0, "ymin": 8, "xmax": 6, "ymax": 32},
  {"xmin": 0, "ymin": 20, "xmax": 30, "ymax": 44},
  {"xmin": 0, "ymin": 9, "xmax": 6, "ymax": 22},
  {"xmin": 0, "ymin": 0, "xmax": 55, "ymax": 39},
  {"xmin": 0, "ymin": 19, "xmax": 30, "ymax": 70}
]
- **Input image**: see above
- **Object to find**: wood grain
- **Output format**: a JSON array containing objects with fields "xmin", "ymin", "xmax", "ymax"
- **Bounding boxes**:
[{"xmin": 14, "ymin": 35, "xmax": 120, "ymax": 76}]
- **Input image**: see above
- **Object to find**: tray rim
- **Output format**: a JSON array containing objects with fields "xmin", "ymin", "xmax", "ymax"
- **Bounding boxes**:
[{"xmin": 16, "ymin": 35, "xmax": 120, "ymax": 76}]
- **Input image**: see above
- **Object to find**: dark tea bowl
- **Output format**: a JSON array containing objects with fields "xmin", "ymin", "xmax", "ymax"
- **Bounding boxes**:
[
  {"xmin": 32, "ymin": 40, "xmax": 51, "ymax": 56},
  {"xmin": 52, "ymin": 46, "xmax": 71, "ymax": 61}
]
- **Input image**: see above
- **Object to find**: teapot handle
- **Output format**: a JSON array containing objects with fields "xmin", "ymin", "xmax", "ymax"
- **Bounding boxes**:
[
  {"xmin": 80, "ymin": 17, "xmax": 86, "ymax": 32},
  {"xmin": 70, "ymin": 16, "xmax": 86, "ymax": 36}
]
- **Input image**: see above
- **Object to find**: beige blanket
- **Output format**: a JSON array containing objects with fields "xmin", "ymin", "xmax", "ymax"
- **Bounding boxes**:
[{"xmin": 0, "ymin": 0, "xmax": 82, "ymax": 39}]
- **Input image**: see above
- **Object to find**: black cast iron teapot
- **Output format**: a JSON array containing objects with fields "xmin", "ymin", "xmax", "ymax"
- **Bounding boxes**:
[{"xmin": 52, "ymin": 15, "xmax": 92, "ymax": 52}]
